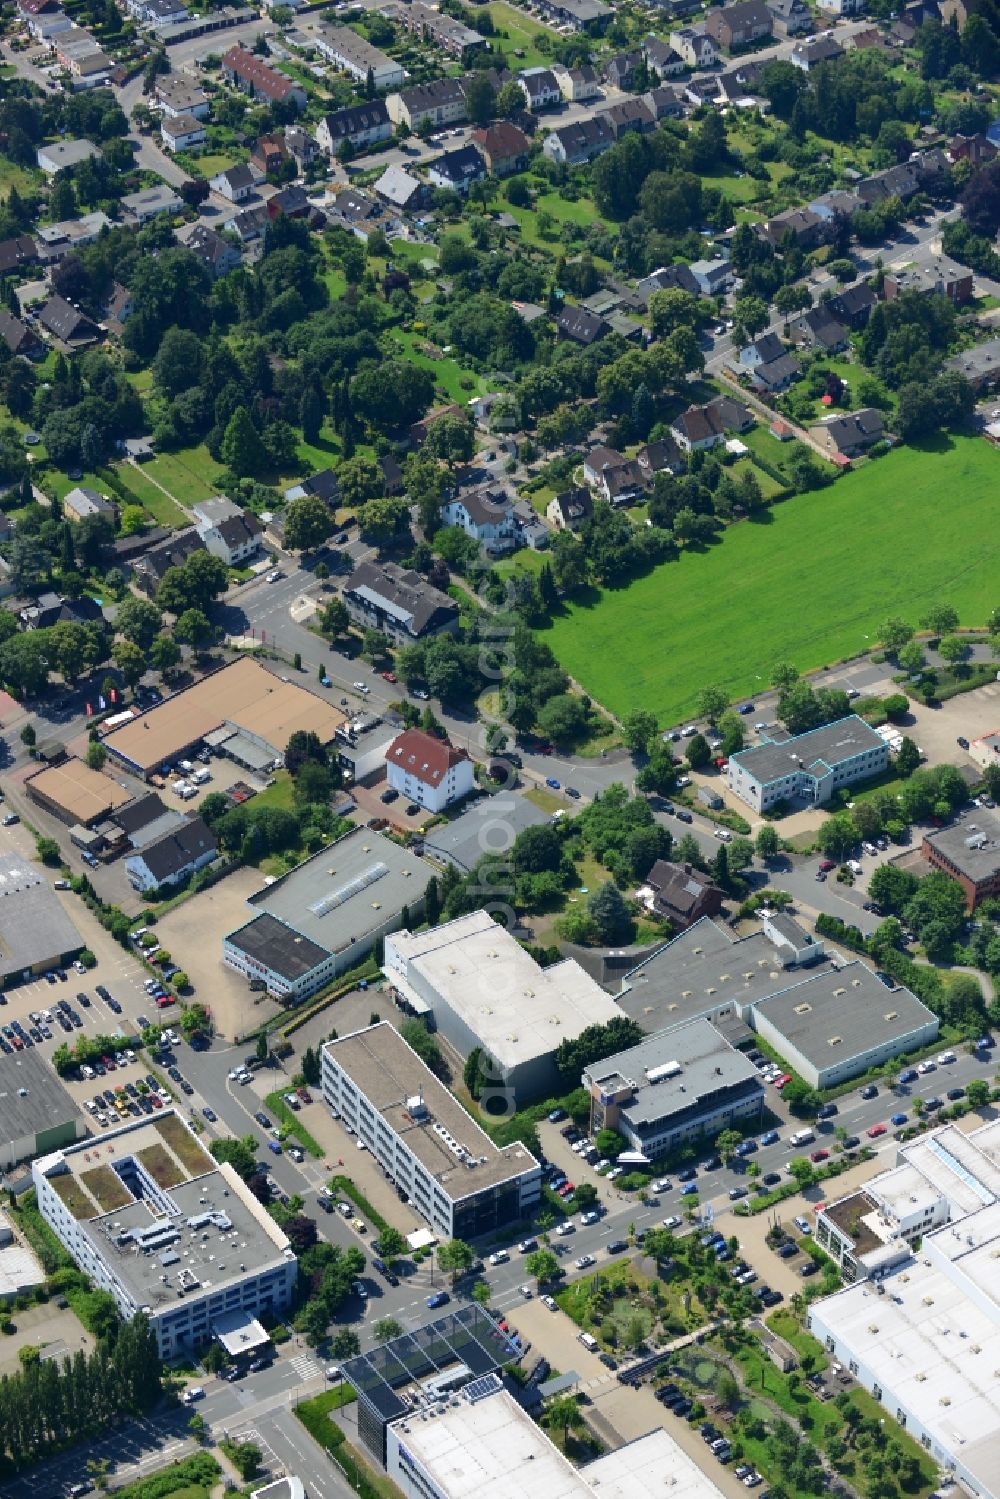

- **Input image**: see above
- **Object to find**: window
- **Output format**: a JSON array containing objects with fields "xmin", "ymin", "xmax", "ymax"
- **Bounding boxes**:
[
  {"xmin": 921, "ymin": 1435, "xmax": 931, "ymax": 1451},
  {"xmin": 825, "ymin": 1337, "xmax": 835, "ymax": 1352},
  {"xmin": 849, "ymin": 1360, "xmax": 858, "ymax": 1375},
  {"xmin": 872, "ymin": 1384, "xmax": 882, "ymax": 1400},
  {"xmin": 896, "ymin": 1410, "xmax": 906, "ymax": 1428}
]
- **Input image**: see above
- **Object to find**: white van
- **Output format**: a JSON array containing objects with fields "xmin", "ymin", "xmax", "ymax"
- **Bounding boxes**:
[
  {"xmin": 181, "ymin": 1386, "xmax": 204, "ymax": 1404},
  {"xmin": 714, "ymin": 828, "xmax": 733, "ymax": 842},
  {"xmin": 191, "ymin": 768, "xmax": 211, "ymax": 786},
  {"xmin": 790, "ymin": 1128, "xmax": 815, "ymax": 1146},
  {"xmin": 578, "ymin": 1332, "xmax": 598, "ymax": 1351}
]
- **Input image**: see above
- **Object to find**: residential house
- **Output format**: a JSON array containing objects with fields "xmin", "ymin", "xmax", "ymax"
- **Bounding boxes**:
[
  {"xmin": 760, "ymin": 206, "xmax": 827, "ymax": 250},
  {"xmin": 884, "ymin": 255, "xmax": 973, "ymax": 305},
  {"xmin": 816, "ymin": 0, "xmax": 866, "ymax": 14},
  {"xmin": 63, "ymin": 486, "xmax": 114, "ymax": 522},
  {"xmin": 827, "ymin": 280, "xmax": 877, "ymax": 329},
  {"xmin": 154, "ymin": 75, "xmax": 210, "ymax": 119},
  {"xmin": 384, "ymin": 728, "xmax": 475, "ymax": 813},
  {"xmin": 316, "ymin": 101, "xmax": 392, "ymax": 155},
  {"xmin": 373, "ymin": 164, "xmax": 426, "ymax": 213},
  {"xmin": 808, "ymin": 189, "xmax": 861, "ymax": 228},
  {"xmin": 704, "ymin": 0, "xmax": 773, "ymax": 50},
  {"xmin": 709, "ymin": 393, "xmax": 756, "ymax": 432},
  {"xmin": 546, "ymin": 487, "xmax": 593, "ymax": 531},
  {"xmin": 386, "ymin": 79, "xmax": 466, "ymax": 131},
  {"xmin": 121, "ymin": 185, "xmax": 183, "ymax": 223},
  {"xmin": 221, "ymin": 45, "xmax": 306, "ymax": 110},
  {"xmin": 471, "ymin": 121, "xmax": 530, "ymax": 177},
  {"xmin": 427, "ymin": 144, "xmax": 486, "ymax": 194},
  {"xmin": 0, "ymin": 235, "xmax": 39, "ymax": 277},
  {"xmin": 641, "ymin": 859, "xmax": 724, "ymax": 930},
  {"xmin": 600, "ymin": 98, "xmax": 656, "ymax": 139},
  {"xmin": 689, "ymin": 258, "xmax": 733, "ymax": 295},
  {"xmin": 267, "ymin": 184, "xmax": 310, "ymax": 220},
  {"xmin": 161, "ymin": 112, "xmax": 206, "ymax": 152},
  {"xmin": 944, "ymin": 337, "xmax": 1000, "ymax": 391},
  {"xmin": 210, "ymin": 164, "xmax": 259, "ymax": 203},
  {"xmin": 394, "ymin": 2, "xmax": 485, "ymax": 62},
  {"xmin": 643, "ymin": 84, "xmax": 686, "ymax": 118},
  {"xmin": 949, "ymin": 131, "xmax": 996, "ymax": 167},
  {"xmin": 313, "ymin": 24, "xmax": 405, "ymax": 91},
  {"xmin": 231, "ymin": 205, "xmax": 269, "ymax": 244},
  {"xmin": 284, "ymin": 125, "xmax": 319, "ymax": 171},
  {"xmin": 767, "ymin": 0, "xmax": 813, "ymax": 35},
  {"xmin": 133, "ymin": 528, "xmax": 206, "ymax": 597},
  {"xmin": 669, "ymin": 26, "xmax": 721, "ymax": 67},
  {"xmin": 552, "ymin": 63, "xmax": 600, "ymax": 100},
  {"xmin": 642, "ymin": 36, "xmax": 688, "ymax": 75},
  {"xmin": 807, "ymin": 408, "xmax": 885, "ymax": 461},
  {"xmin": 25, "ymin": 8, "xmax": 72, "ymax": 40},
  {"xmin": 542, "ymin": 116, "xmax": 613, "ymax": 165},
  {"xmin": 0, "ymin": 311, "xmax": 43, "ymax": 359},
  {"xmin": 36, "ymin": 295, "xmax": 101, "ymax": 350},
  {"xmin": 604, "ymin": 48, "xmax": 643, "ymax": 89},
  {"xmin": 35, "ymin": 139, "xmax": 103, "ymax": 176},
  {"xmin": 103, "ymin": 281, "xmax": 132, "ymax": 329},
  {"xmin": 556, "ymin": 305, "xmax": 611, "ymax": 345},
  {"xmin": 19, "ymin": 592, "xmax": 104, "ymax": 630},
  {"xmin": 583, "ymin": 445, "xmax": 627, "ymax": 489},
  {"xmin": 671, "ymin": 403, "xmax": 726, "ymax": 452},
  {"xmin": 250, "ymin": 132, "xmax": 289, "ymax": 177},
  {"xmin": 193, "ymin": 497, "xmax": 264, "ymax": 565},
  {"xmin": 125, "ymin": 815, "xmax": 216, "ymax": 893},
  {"xmin": 738, "ymin": 332, "xmax": 784, "ymax": 372},
  {"xmin": 636, "ymin": 437, "xmax": 683, "ymax": 480},
  {"xmin": 636, "ymin": 263, "xmax": 700, "ymax": 303},
  {"xmin": 788, "ymin": 305, "xmax": 849, "ymax": 351},
  {"xmin": 751, "ymin": 352, "xmax": 802, "ymax": 392},
  {"xmin": 535, "ymin": 0, "xmax": 611, "ymax": 30},
  {"xmin": 518, "ymin": 67, "xmax": 561, "ymax": 111},
  {"xmin": 440, "ymin": 487, "xmax": 518, "ymax": 555},
  {"xmin": 790, "ymin": 33, "xmax": 844, "ymax": 68},
  {"xmin": 184, "ymin": 223, "xmax": 242, "ymax": 280},
  {"xmin": 343, "ymin": 560, "xmax": 460, "ymax": 642},
  {"xmin": 603, "ymin": 460, "xmax": 647, "ymax": 505}
]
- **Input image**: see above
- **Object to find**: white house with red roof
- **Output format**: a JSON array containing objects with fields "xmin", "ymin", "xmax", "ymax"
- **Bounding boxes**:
[{"xmin": 385, "ymin": 728, "xmax": 475, "ymax": 813}]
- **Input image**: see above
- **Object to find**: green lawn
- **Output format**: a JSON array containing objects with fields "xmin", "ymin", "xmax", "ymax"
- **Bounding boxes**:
[
  {"xmin": 388, "ymin": 327, "xmax": 491, "ymax": 402},
  {"xmin": 116, "ymin": 465, "xmax": 191, "ymax": 528},
  {"xmin": 540, "ymin": 436, "xmax": 1000, "ymax": 723},
  {"xmin": 483, "ymin": 1, "xmax": 561, "ymax": 68},
  {"xmin": 0, "ymin": 156, "xmax": 41, "ymax": 200},
  {"xmin": 143, "ymin": 447, "xmax": 220, "ymax": 507}
]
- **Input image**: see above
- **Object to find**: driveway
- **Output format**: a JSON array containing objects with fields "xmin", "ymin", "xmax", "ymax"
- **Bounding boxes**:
[{"xmin": 154, "ymin": 866, "xmax": 279, "ymax": 1040}]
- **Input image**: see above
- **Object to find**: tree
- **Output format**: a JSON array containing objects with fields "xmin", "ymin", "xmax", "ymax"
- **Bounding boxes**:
[
  {"xmin": 174, "ymin": 608, "xmax": 212, "ymax": 650},
  {"xmin": 471, "ymin": 1280, "xmax": 492, "ymax": 1307},
  {"xmin": 300, "ymin": 384, "xmax": 324, "ymax": 446},
  {"xmin": 877, "ymin": 616, "xmax": 913, "ymax": 655},
  {"xmin": 85, "ymin": 739, "xmax": 107, "ymax": 771},
  {"xmin": 331, "ymin": 1328, "xmax": 361, "ymax": 1359},
  {"xmin": 755, "ymin": 824, "xmax": 779, "ymax": 860},
  {"xmin": 717, "ymin": 1370, "xmax": 740, "ymax": 1411},
  {"xmin": 896, "ymin": 737, "xmax": 920, "ymax": 778},
  {"xmin": 621, "ymin": 709, "xmax": 658, "ymax": 755},
  {"xmin": 698, "ymin": 684, "xmax": 729, "ymax": 724},
  {"xmin": 587, "ymin": 882, "xmax": 632, "ymax": 944},
  {"xmin": 224, "ymin": 1441, "xmax": 262, "ymax": 1481},
  {"xmin": 464, "ymin": 70, "xmax": 494, "ymax": 126},
  {"xmin": 537, "ymin": 693, "xmax": 588, "ymax": 747},
  {"xmin": 572, "ymin": 1182, "xmax": 599, "ymax": 1211},
  {"xmin": 375, "ymin": 1225, "xmax": 406, "ymax": 1265},
  {"xmin": 715, "ymin": 1128, "xmax": 742, "ymax": 1164},
  {"xmin": 149, "ymin": 633, "xmax": 181, "ymax": 679},
  {"xmin": 817, "ymin": 813, "xmax": 858, "ymax": 860},
  {"xmin": 525, "ymin": 1248, "xmax": 560, "ymax": 1285},
  {"xmin": 112, "ymin": 638, "xmax": 146, "ymax": 689},
  {"xmin": 284, "ymin": 493, "xmax": 333, "ymax": 552},
  {"xmin": 939, "ymin": 633, "xmax": 967, "ymax": 666},
  {"xmin": 320, "ymin": 597, "xmax": 349, "ymax": 640},
  {"xmin": 545, "ymin": 1395, "xmax": 584, "ymax": 1448},
  {"xmin": 373, "ymin": 1316, "xmax": 404, "ymax": 1343},
  {"xmin": 920, "ymin": 602, "xmax": 959, "ymax": 637},
  {"xmin": 338, "ymin": 454, "xmax": 384, "ymax": 510},
  {"xmin": 967, "ymin": 1078, "xmax": 990, "ymax": 1108},
  {"xmin": 220, "ymin": 407, "xmax": 268, "ymax": 478},
  {"xmin": 686, "ymin": 733, "xmax": 711, "ymax": 769},
  {"xmin": 153, "ymin": 327, "xmax": 204, "ymax": 399},
  {"xmin": 437, "ymin": 1239, "xmax": 474, "ymax": 1282}
]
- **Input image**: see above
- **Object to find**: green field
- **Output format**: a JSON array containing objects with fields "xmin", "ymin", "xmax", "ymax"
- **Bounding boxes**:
[
  {"xmin": 143, "ymin": 447, "xmax": 220, "ymax": 507},
  {"xmin": 540, "ymin": 436, "xmax": 1000, "ymax": 723},
  {"xmin": 483, "ymin": 1, "xmax": 560, "ymax": 68}
]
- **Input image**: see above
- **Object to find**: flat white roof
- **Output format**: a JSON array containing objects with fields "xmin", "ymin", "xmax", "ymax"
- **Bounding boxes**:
[
  {"xmin": 393, "ymin": 1387, "xmax": 590, "ymax": 1499},
  {"xmin": 386, "ymin": 912, "xmax": 622, "ymax": 1069},
  {"xmin": 585, "ymin": 1428, "xmax": 726, "ymax": 1499}
]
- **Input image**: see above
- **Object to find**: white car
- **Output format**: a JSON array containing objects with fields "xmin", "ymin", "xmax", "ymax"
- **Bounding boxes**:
[
  {"xmin": 652, "ymin": 1177, "xmax": 671, "ymax": 1193},
  {"xmin": 541, "ymin": 1295, "xmax": 557, "ymax": 1311},
  {"xmin": 489, "ymin": 1250, "xmax": 509, "ymax": 1266},
  {"xmin": 918, "ymin": 1060, "xmax": 936, "ymax": 1074},
  {"xmin": 662, "ymin": 1215, "xmax": 682, "ymax": 1230},
  {"xmin": 267, "ymin": 570, "xmax": 281, "ymax": 583},
  {"xmin": 937, "ymin": 1050, "xmax": 956, "ymax": 1064},
  {"xmin": 594, "ymin": 1159, "xmax": 611, "ymax": 1173},
  {"xmin": 556, "ymin": 1221, "xmax": 575, "ymax": 1236},
  {"xmin": 607, "ymin": 1165, "xmax": 625, "ymax": 1180},
  {"xmin": 574, "ymin": 1254, "xmax": 595, "ymax": 1270}
]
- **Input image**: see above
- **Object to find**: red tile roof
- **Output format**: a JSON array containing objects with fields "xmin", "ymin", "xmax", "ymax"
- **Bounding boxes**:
[
  {"xmin": 223, "ymin": 45, "xmax": 299, "ymax": 103},
  {"xmin": 386, "ymin": 728, "xmax": 471, "ymax": 785}
]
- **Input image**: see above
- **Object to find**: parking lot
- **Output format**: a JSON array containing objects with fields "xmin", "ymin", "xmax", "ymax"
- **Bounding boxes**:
[
  {"xmin": 905, "ymin": 678, "xmax": 1000, "ymax": 768},
  {"xmin": 154, "ymin": 866, "xmax": 279, "ymax": 1041},
  {"xmin": 0, "ymin": 1298, "xmax": 94, "ymax": 1377}
]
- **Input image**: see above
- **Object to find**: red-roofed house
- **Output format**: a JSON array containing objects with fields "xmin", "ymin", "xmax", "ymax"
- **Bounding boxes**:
[
  {"xmin": 385, "ymin": 728, "xmax": 475, "ymax": 812},
  {"xmin": 222, "ymin": 45, "xmax": 306, "ymax": 109}
]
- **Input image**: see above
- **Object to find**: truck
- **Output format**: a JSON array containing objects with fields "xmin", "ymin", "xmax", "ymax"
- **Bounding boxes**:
[{"xmin": 789, "ymin": 1128, "xmax": 815, "ymax": 1147}]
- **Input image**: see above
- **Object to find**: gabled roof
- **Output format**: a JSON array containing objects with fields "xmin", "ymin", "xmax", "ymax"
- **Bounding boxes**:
[
  {"xmin": 222, "ymin": 44, "xmax": 300, "ymax": 102},
  {"xmin": 36, "ymin": 295, "xmax": 100, "ymax": 343},
  {"xmin": 0, "ymin": 234, "xmax": 39, "ymax": 275},
  {"xmin": 556, "ymin": 304, "xmax": 609, "ymax": 343},
  {"xmin": 0, "ymin": 310, "xmax": 41, "ymax": 355},
  {"xmin": 430, "ymin": 144, "xmax": 485, "ymax": 183},
  {"xmin": 471, "ymin": 120, "xmax": 529, "ymax": 159},
  {"xmin": 672, "ymin": 403, "xmax": 724, "ymax": 443},
  {"xmin": 321, "ymin": 100, "xmax": 390, "ymax": 139},
  {"xmin": 131, "ymin": 815, "xmax": 216, "ymax": 880},
  {"xmin": 810, "ymin": 407, "xmax": 884, "ymax": 450},
  {"xmin": 647, "ymin": 859, "xmax": 722, "ymax": 917},
  {"xmin": 374, "ymin": 164, "xmax": 423, "ymax": 207},
  {"xmin": 549, "ymin": 486, "xmax": 593, "ymax": 524},
  {"xmin": 386, "ymin": 728, "xmax": 471, "ymax": 785},
  {"xmin": 451, "ymin": 486, "xmax": 514, "ymax": 527}
]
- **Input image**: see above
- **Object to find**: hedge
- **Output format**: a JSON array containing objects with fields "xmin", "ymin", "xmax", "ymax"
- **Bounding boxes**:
[
  {"xmin": 103, "ymin": 1453, "xmax": 220, "ymax": 1499},
  {"xmin": 265, "ymin": 1091, "xmax": 324, "ymax": 1157},
  {"xmin": 329, "ymin": 1175, "xmax": 390, "ymax": 1235}
]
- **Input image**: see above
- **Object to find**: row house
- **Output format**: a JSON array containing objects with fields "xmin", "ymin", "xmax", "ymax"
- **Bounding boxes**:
[
  {"xmin": 313, "ymin": 24, "xmax": 405, "ymax": 91},
  {"xmin": 704, "ymin": 0, "xmax": 773, "ymax": 51},
  {"xmin": 221, "ymin": 45, "xmax": 306, "ymax": 110},
  {"xmin": 552, "ymin": 63, "xmax": 600, "ymax": 101},
  {"xmin": 316, "ymin": 100, "xmax": 392, "ymax": 155},
  {"xmin": 669, "ymin": 26, "xmax": 721, "ymax": 66},
  {"xmin": 542, "ymin": 115, "xmax": 612, "ymax": 165},
  {"xmin": 394, "ymin": 2, "xmax": 485, "ymax": 61},
  {"xmin": 600, "ymin": 98, "xmax": 655, "ymax": 140},
  {"xmin": 387, "ymin": 77, "xmax": 466, "ymax": 131}
]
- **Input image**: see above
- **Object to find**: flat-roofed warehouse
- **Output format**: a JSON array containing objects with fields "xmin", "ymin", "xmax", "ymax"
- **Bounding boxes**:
[
  {"xmin": 0, "ymin": 854, "xmax": 85, "ymax": 982},
  {"xmin": 224, "ymin": 828, "xmax": 432, "ymax": 1001},
  {"xmin": 102, "ymin": 657, "xmax": 346, "ymax": 780},
  {"xmin": 752, "ymin": 961, "xmax": 938, "ymax": 1089},
  {"xmin": 25, "ymin": 757, "xmax": 132, "ymax": 827},
  {"xmin": 0, "ymin": 1048, "xmax": 85, "ymax": 1169},
  {"xmin": 383, "ymin": 911, "xmax": 624, "ymax": 1104},
  {"xmin": 321, "ymin": 1021, "xmax": 541, "ymax": 1239}
]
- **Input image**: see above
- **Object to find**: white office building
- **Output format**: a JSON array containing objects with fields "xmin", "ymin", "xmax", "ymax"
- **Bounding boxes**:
[
  {"xmin": 32, "ymin": 1113, "xmax": 297, "ymax": 1358},
  {"xmin": 727, "ymin": 715, "xmax": 890, "ymax": 812},
  {"xmin": 382, "ymin": 911, "xmax": 623, "ymax": 1104},
  {"xmin": 320, "ymin": 1022, "xmax": 541, "ymax": 1240},
  {"xmin": 811, "ymin": 1120, "xmax": 1000, "ymax": 1499}
]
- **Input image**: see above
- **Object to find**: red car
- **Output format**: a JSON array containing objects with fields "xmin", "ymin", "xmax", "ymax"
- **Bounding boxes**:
[
  {"xmin": 103, "ymin": 1055, "xmax": 117, "ymax": 1071},
  {"xmin": 819, "ymin": 859, "xmax": 835, "ymax": 872},
  {"xmin": 557, "ymin": 1181, "xmax": 575, "ymax": 1196},
  {"xmin": 774, "ymin": 1073, "xmax": 792, "ymax": 1089},
  {"xmin": 151, "ymin": 1094, "xmax": 163, "ymax": 1108},
  {"xmin": 867, "ymin": 1123, "xmax": 887, "ymax": 1138},
  {"xmin": 381, "ymin": 671, "xmax": 397, "ymax": 683},
  {"xmin": 296, "ymin": 1087, "xmax": 312, "ymax": 1104},
  {"xmin": 811, "ymin": 1149, "xmax": 829, "ymax": 1163}
]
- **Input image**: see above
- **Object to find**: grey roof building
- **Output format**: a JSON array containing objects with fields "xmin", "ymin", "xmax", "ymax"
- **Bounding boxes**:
[
  {"xmin": 224, "ymin": 828, "xmax": 432, "ymax": 1000},
  {"xmin": 752, "ymin": 963, "xmax": 939, "ymax": 1089},
  {"xmin": 582, "ymin": 1018, "xmax": 765, "ymax": 1156},
  {"xmin": 0, "ymin": 1047, "xmax": 85, "ymax": 1170},
  {"xmin": 35, "ymin": 139, "xmax": 103, "ymax": 175},
  {"xmin": 727, "ymin": 714, "xmax": 890, "ymax": 812},
  {"xmin": 923, "ymin": 808, "xmax": 1000, "ymax": 910},
  {"xmin": 344, "ymin": 560, "xmax": 459, "ymax": 642},
  {"xmin": 0, "ymin": 854, "xmax": 85, "ymax": 980},
  {"xmin": 420, "ymin": 793, "xmax": 548, "ymax": 872},
  {"xmin": 125, "ymin": 815, "xmax": 217, "ymax": 893}
]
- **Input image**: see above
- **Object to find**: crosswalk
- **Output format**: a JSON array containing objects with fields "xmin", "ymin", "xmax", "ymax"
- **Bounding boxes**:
[{"xmin": 290, "ymin": 1352, "xmax": 322, "ymax": 1381}]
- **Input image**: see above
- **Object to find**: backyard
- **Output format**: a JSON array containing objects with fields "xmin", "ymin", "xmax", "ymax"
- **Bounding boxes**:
[
  {"xmin": 540, "ymin": 436, "xmax": 1000, "ymax": 724},
  {"xmin": 482, "ymin": 1, "xmax": 561, "ymax": 69}
]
